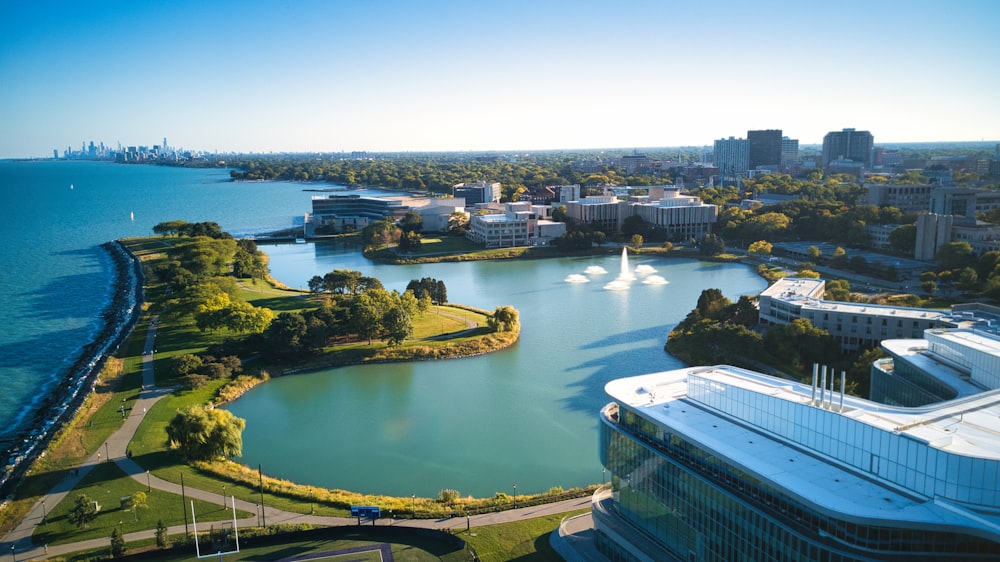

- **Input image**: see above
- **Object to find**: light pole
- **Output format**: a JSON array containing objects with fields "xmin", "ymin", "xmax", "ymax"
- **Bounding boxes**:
[
  {"xmin": 104, "ymin": 442, "xmax": 109, "ymax": 462},
  {"xmin": 411, "ymin": 494, "xmax": 415, "ymax": 518},
  {"xmin": 512, "ymin": 484, "xmax": 516, "ymax": 510},
  {"xmin": 146, "ymin": 470, "xmax": 151, "ymax": 492},
  {"xmin": 41, "ymin": 499, "xmax": 46, "ymax": 524},
  {"xmin": 222, "ymin": 485, "xmax": 226, "ymax": 508},
  {"xmin": 602, "ymin": 467, "xmax": 606, "ymax": 485}
]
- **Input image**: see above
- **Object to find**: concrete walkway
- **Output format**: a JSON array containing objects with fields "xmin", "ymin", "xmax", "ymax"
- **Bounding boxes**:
[{"xmin": 1, "ymin": 317, "xmax": 593, "ymax": 560}]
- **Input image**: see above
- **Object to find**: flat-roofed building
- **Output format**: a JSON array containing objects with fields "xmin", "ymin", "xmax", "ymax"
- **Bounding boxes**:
[
  {"xmin": 465, "ymin": 201, "xmax": 565, "ymax": 247},
  {"xmin": 453, "ymin": 181, "xmax": 501, "ymax": 206},
  {"xmin": 596, "ymin": 362, "xmax": 1000, "ymax": 560}
]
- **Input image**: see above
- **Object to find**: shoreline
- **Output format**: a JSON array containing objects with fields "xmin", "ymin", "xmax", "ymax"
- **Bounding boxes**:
[{"xmin": 0, "ymin": 241, "xmax": 143, "ymax": 498}]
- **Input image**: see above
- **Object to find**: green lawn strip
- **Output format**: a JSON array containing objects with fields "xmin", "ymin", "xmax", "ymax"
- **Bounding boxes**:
[
  {"xmin": 34, "ymin": 462, "xmax": 249, "ymax": 546},
  {"xmin": 459, "ymin": 509, "xmax": 589, "ymax": 562},
  {"xmin": 60, "ymin": 525, "xmax": 464, "ymax": 562}
]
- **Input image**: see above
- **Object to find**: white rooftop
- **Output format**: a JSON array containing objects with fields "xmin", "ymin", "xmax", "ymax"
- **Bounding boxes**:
[{"xmin": 606, "ymin": 366, "xmax": 1000, "ymax": 534}]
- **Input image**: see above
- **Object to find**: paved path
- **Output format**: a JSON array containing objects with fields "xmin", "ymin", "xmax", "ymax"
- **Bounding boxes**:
[{"xmin": 1, "ymin": 317, "xmax": 591, "ymax": 561}]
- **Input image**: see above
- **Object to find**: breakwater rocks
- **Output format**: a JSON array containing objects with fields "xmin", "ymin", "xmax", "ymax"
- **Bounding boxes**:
[{"xmin": 0, "ymin": 240, "xmax": 144, "ymax": 498}]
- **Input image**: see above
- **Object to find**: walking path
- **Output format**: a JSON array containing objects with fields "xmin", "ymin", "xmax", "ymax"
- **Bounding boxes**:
[{"xmin": 1, "ymin": 317, "xmax": 591, "ymax": 561}]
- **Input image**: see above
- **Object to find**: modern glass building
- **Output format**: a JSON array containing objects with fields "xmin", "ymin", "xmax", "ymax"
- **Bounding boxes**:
[{"xmin": 596, "ymin": 360, "xmax": 1000, "ymax": 561}]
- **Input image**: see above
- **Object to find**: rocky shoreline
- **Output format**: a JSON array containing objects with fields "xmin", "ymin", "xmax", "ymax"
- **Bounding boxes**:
[{"xmin": 0, "ymin": 240, "xmax": 143, "ymax": 498}]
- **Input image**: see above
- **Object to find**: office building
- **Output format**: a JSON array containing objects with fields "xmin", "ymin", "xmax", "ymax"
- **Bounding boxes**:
[
  {"xmin": 453, "ymin": 181, "xmax": 502, "ymax": 206},
  {"xmin": 822, "ymin": 128, "xmax": 874, "ymax": 168},
  {"xmin": 780, "ymin": 136, "xmax": 799, "ymax": 166},
  {"xmin": 596, "ymin": 361, "xmax": 1000, "ymax": 560},
  {"xmin": 747, "ymin": 129, "xmax": 782, "ymax": 170}
]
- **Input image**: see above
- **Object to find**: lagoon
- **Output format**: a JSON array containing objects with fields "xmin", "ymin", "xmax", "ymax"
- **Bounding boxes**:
[{"xmin": 228, "ymin": 243, "xmax": 768, "ymax": 497}]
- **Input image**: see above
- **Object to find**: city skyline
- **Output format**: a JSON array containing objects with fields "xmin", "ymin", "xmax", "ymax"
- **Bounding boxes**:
[{"xmin": 2, "ymin": 0, "xmax": 999, "ymax": 159}]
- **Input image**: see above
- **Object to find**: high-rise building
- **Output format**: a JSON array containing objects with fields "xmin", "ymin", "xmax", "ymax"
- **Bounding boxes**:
[
  {"xmin": 780, "ymin": 136, "xmax": 799, "ymax": 166},
  {"xmin": 747, "ymin": 129, "xmax": 782, "ymax": 170},
  {"xmin": 822, "ymin": 128, "xmax": 874, "ymax": 168},
  {"xmin": 596, "ymin": 357, "xmax": 1000, "ymax": 560},
  {"xmin": 713, "ymin": 136, "xmax": 748, "ymax": 178}
]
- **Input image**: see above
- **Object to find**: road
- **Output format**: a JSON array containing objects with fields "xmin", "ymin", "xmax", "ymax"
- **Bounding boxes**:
[{"xmin": 0, "ymin": 317, "xmax": 590, "ymax": 561}]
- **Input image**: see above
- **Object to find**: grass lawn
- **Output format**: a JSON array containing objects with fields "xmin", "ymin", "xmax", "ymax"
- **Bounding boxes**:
[
  {"xmin": 62, "ymin": 525, "xmax": 469, "ymax": 562},
  {"xmin": 459, "ymin": 509, "xmax": 589, "ymax": 562},
  {"xmin": 35, "ymin": 462, "xmax": 250, "ymax": 546}
]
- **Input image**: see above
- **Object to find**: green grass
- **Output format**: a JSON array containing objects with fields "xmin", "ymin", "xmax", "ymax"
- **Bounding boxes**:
[
  {"xmin": 59, "ymin": 525, "xmax": 467, "ymax": 562},
  {"xmin": 35, "ymin": 462, "xmax": 250, "ymax": 546},
  {"xmin": 459, "ymin": 509, "xmax": 588, "ymax": 562}
]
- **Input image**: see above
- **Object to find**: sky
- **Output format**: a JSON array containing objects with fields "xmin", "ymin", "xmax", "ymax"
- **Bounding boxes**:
[{"xmin": 1, "ymin": 0, "xmax": 999, "ymax": 158}]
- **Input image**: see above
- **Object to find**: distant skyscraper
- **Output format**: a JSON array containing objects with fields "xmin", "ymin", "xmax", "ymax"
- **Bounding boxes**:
[
  {"xmin": 747, "ymin": 129, "xmax": 782, "ymax": 170},
  {"xmin": 822, "ymin": 128, "xmax": 874, "ymax": 168},
  {"xmin": 713, "ymin": 137, "xmax": 749, "ymax": 178},
  {"xmin": 780, "ymin": 136, "xmax": 799, "ymax": 165}
]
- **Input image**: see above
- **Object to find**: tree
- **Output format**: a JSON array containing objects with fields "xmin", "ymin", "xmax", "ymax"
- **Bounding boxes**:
[
  {"xmin": 808, "ymin": 245, "xmax": 822, "ymax": 260},
  {"xmin": 748, "ymin": 240, "xmax": 772, "ymax": 256},
  {"xmin": 629, "ymin": 234, "xmax": 644, "ymax": 249},
  {"xmin": 889, "ymin": 225, "xmax": 917, "ymax": 254},
  {"xmin": 130, "ymin": 491, "xmax": 148, "ymax": 521},
  {"xmin": 936, "ymin": 241, "xmax": 975, "ymax": 270},
  {"xmin": 165, "ymin": 406, "xmax": 246, "ymax": 461},
  {"xmin": 110, "ymin": 528, "xmax": 127, "ymax": 558},
  {"xmin": 68, "ymin": 493, "xmax": 98, "ymax": 528},
  {"xmin": 399, "ymin": 210, "xmax": 424, "ymax": 233},
  {"xmin": 383, "ymin": 306, "xmax": 413, "ymax": 346},
  {"xmin": 448, "ymin": 211, "xmax": 470, "ymax": 235},
  {"xmin": 155, "ymin": 519, "xmax": 168, "ymax": 548},
  {"xmin": 698, "ymin": 233, "xmax": 726, "ymax": 256},
  {"xmin": 488, "ymin": 305, "xmax": 520, "ymax": 332}
]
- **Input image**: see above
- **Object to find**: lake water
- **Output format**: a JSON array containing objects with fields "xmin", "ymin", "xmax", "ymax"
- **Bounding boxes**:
[
  {"xmin": 0, "ymin": 159, "xmax": 767, "ymax": 498},
  {"xmin": 230, "ymin": 243, "xmax": 767, "ymax": 497}
]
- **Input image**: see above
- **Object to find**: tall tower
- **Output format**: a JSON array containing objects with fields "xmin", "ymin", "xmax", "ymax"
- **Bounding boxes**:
[
  {"xmin": 713, "ymin": 137, "xmax": 749, "ymax": 179},
  {"xmin": 821, "ymin": 128, "xmax": 874, "ymax": 168},
  {"xmin": 747, "ymin": 129, "xmax": 782, "ymax": 170}
]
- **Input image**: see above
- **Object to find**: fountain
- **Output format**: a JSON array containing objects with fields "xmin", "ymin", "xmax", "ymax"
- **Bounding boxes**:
[
  {"xmin": 634, "ymin": 264, "xmax": 657, "ymax": 275},
  {"xmin": 564, "ymin": 273, "xmax": 590, "ymax": 283},
  {"xmin": 642, "ymin": 275, "xmax": 669, "ymax": 285},
  {"xmin": 584, "ymin": 265, "xmax": 608, "ymax": 275},
  {"xmin": 603, "ymin": 247, "xmax": 635, "ymax": 290}
]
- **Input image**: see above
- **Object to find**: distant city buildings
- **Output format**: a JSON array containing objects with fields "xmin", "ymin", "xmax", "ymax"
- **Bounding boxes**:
[{"xmin": 712, "ymin": 136, "xmax": 749, "ymax": 179}]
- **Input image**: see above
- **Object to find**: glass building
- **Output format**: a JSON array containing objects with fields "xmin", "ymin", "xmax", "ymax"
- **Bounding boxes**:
[{"xmin": 596, "ymin": 360, "xmax": 1000, "ymax": 561}]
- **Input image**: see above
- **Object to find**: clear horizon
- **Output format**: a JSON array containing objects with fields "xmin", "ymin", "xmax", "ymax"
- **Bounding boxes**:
[{"xmin": 2, "ymin": 0, "xmax": 998, "ymax": 159}]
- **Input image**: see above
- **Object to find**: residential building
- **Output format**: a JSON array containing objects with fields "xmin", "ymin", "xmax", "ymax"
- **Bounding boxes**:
[
  {"xmin": 596, "ymin": 360, "xmax": 1000, "ymax": 560},
  {"xmin": 747, "ymin": 129, "xmax": 782, "ymax": 170},
  {"xmin": 713, "ymin": 136, "xmax": 749, "ymax": 179},
  {"xmin": 822, "ymin": 128, "xmax": 874, "ymax": 168},
  {"xmin": 453, "ymin": 181, "xmax": 501, "ymax": 206},
  {"xmin": 780, "ymin": 136, "xmax": 799, "ymax": 166}
]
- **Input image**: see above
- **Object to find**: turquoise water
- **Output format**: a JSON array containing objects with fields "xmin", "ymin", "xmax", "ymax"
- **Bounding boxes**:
[
  {"xmin": 0, "ymin": 159, "xmax": 767, "ymax": 498},
  {"xmin": 0, "ymin": 160, "xmax": 313, "ymax": 440},
  {"xmin": 231, "ymin": 244, "xmax": 768, "ymax": 497}
]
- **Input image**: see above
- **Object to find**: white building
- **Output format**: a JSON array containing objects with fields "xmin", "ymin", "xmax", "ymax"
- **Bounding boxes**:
[
  {"xmin": 564, "ymin": 186, "xmax": 718, "ymax": 241},
  {"xmin": 596, "ymin": 358, "xmax": 1000, "ymax": 560},
  {"xmin": 465, "ymin": 202, "xmax": 565, "ymax": 248}
]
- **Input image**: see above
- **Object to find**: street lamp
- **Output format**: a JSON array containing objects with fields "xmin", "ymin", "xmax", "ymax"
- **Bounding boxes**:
[
  {"xmin": 222, "ymin": 485, "xmax": 226, "ymax": 508},
  {"xmin": 146, "ymin": 470, "xmax": 151, "ymax": 492},
  {"xmin": 512, "ymin": 484, "xmax": 516, "ymax": 510},
  {"xmin": 411, "ymin": 494, "xmax": 415, "ymax": 518},
  {"xmin": 602, "ymin": 467, "xmax": 606, "ymax": 485},
  {"xmin": 41, "ymin": 499, "xmax": 46, "ymax": 524}
]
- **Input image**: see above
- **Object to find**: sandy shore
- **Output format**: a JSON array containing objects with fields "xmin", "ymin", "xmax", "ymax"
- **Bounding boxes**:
[{"xmin": 0, "ymin": 240, "xmax": 143, "ymax": 497}]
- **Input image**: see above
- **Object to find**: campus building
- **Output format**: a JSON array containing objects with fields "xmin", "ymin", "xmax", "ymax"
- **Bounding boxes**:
[
  {"xmin": 563, "ymin": 187, "xmax": 718, "ymax": 242},
  {"xmin": 453, "ymin": 181, "xmax": 501, "ymax": 206},
  {"xmin": 307, "ymin": 193, "xmax": 465, "ymax": 234},
  {"xmin": 596, "ymin": 361, "xmax": 1000, "ymax": 560},
  {"xmin": 465, "ymin": 201, "xmax": 565, "ymax": 248}
]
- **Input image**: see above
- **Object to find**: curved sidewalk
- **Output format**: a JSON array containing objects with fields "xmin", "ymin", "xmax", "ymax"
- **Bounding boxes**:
[{"xmin": 2, "ymin": 317, "xmax": 593, "ymax": 560}]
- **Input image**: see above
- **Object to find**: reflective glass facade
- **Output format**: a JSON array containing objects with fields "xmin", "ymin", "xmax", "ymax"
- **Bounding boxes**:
[{"xmin": 597, "ymin": 369, "xmax": 1000, "ymax": 562}]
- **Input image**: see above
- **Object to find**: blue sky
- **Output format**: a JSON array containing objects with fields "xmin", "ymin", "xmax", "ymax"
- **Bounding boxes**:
[{"xmin": 2, "ymin": 0, "xmax": 998, "ymax": 157}]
